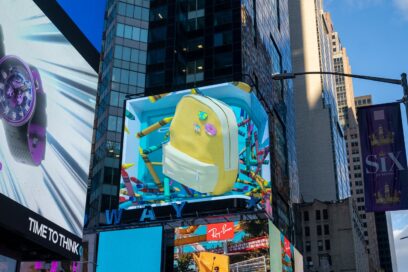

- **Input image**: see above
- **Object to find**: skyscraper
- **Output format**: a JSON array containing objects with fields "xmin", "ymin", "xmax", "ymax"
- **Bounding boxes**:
[
  {"xmin": 288, "ymin": 0, "xmax": 350, "ymax": 202},
  {"xmin": 86, "ymin": 0, "xmax": 300, "ymax": 245},
  {"xmin": 326, "ymin": 11, "xmax": 382, "ymax": 270}
]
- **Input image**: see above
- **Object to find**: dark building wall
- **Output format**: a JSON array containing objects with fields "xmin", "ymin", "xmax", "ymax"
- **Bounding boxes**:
[
  {"xmin": 241, "ymin": 0, "xmax": 299, "ymax": 241},
  {"xmin": 375, "ymin": 212, "xmax": 393, "ymax": 272}
]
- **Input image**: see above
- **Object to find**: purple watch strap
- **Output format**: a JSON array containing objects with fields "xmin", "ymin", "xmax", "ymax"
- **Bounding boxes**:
[{"xmin": 27, "ymin": 66, "xmax": 46, "ymax": 165}]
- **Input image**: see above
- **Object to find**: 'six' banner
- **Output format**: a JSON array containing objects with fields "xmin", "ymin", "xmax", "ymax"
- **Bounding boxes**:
[{"xmin": 358, "ymin": 103, "xmax": 408, "ymax": 212}]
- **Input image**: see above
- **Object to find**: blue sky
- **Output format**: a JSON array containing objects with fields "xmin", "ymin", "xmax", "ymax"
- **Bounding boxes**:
[
  {"xmin": 324, "ymin": 0, "xmax": 408, "ymax": 270},
  {"xmin": 56, "ymin": 0, "xmax": 106, "ymax": 51}
]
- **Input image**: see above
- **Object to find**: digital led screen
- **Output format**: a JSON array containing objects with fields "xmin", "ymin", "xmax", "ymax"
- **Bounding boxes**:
[
  {"xmin": 174, "ymin": 220, "xmax": 270, "ymax": 272},
  {"xmin": 0, "ymin": 0, "xmax": 97, "ymax": 237},
  {"xmin": 121, "ymin": 82, "xmax": 271, "ymax": 215},
  {"xmin": 97, "ymin": 227, "xmax": 163, "ymax": 272}
]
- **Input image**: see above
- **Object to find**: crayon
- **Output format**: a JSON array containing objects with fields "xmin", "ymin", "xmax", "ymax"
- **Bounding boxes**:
[
  {"xmin": 148, "ymin": 93, "xmax": 169, "ymax": 103},
  {"xmin": 136, "ymin": 117, "xmax": 173, "ymax": 138},
  {"xmin": 164, "ymin": 177, "xmax": 170, "ymax": 198},
  {"xmin": 125, "ymin": 110, "xmax": 135, "ymax": 120},
  {"xmin": 122, "ymin": 163, "xmax": 135, "ymax": 169},
  {"xmin": 191, "ymin": 88, "xmax": 203, "ymax": 95},
  {"xmin": 130, "ymin": 176, "xmax": 143, "ymax": 184},
  {"xmin": 139, "ymin": 147, "xmax": 163, "ymax": 190},
  {"xmin": 238, "ymin": 130, "xmax": 246, "ymax": 137},
  {"xmin": 121, "ymin": 168, "xmax": 136, "ymax": 198},
  {"xmin": 143, "ymin": 144, "xmax": 163, "ymax": 154},
  {"xmin": 238, "ymin": 118, "xmax": 250, "ymax": 127}
]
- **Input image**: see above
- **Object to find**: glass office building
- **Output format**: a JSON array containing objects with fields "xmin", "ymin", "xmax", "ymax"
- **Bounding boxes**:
[{"xmin": 86, "ymin": 0, "xmax": 300, "ymax": 243}]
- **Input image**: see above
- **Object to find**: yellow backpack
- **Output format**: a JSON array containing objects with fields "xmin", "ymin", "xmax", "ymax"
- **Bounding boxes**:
[{"xmin": 162, "ymin": 94, "xmax": 238, "ymax": 195}]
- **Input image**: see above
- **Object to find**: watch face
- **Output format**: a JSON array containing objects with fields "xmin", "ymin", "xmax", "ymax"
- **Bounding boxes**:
[{"xmin": 0, "ymin": 56, "xmax": 36, "ymax": 126}]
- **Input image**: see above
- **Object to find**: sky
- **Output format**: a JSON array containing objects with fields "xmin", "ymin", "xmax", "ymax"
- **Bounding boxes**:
[
  {"xmin": 324, "ymin": 0, "xmax": 408, "ymax": 270},
  {"xmin": 56, "ymin": 0, "xmax": 106, "ymax": 51}
]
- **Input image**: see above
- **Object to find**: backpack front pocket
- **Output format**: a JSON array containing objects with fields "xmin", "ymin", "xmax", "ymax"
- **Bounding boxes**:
[{"xmin": 162, "ymin": 143, "xmax": 219, "ymax": 194}]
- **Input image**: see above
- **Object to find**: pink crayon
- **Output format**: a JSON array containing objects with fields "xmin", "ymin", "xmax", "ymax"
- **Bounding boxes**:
[{"xmin": 238, "ymin": 118, "xmax": 250, "ymax": 127}]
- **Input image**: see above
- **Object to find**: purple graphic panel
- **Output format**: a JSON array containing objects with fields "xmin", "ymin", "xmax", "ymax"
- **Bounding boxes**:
[{"xmin": 358, "ymin": 103, "xmax": 408, "ymax": 212}]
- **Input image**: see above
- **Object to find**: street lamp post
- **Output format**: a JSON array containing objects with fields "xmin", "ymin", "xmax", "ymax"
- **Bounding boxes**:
[{"xmin": 272, "ymin": 71, "xmax": 408, "ymax": 123}]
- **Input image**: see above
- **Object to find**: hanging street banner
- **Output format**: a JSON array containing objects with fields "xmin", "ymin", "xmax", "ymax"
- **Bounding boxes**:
[{"xmin": 358, "ymin": 103, "xmax": 408, "ymax": 212}]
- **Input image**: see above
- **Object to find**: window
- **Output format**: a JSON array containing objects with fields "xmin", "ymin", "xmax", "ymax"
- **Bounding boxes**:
[
  {"xmin": 186, "ymin": 59, "xmax": 204, "ymax": 83},
  {"xmin": 324, "ymin": 225, "xmax": 329, "ymax": 235},
  {"xmin": 316, "ymin": 210, "xmax": 321, "ymax": 221},
  {"xmin": 304, "ymin": 211, "xmax": 309, "ymax": 221},
  {"xmin": 323, "ymin": 209, "xmax": 328, "ymax": 220},
  {"xmin": 317, "ymin": 225, "xmax": 322, "ymax": 236},
  {"xmin": 214, "ymin": 31, "xmax": 233, "ymax": 47},
  {"xmin": 214, "ymin": 52, "xmax": 233, "ymax": 70},
  {"xmin": 306, "ymin": 241, "xmax": 311, "ymax": 252},
  {"xmin": 116, "ymin": 23, "xmax": 124, "ymax": 37},
  {"xmin": 305, "ymin": 226, "xmax": 310, "ymax": 237},
  {"xmin": 325, "ymin": 240, "xmax": 331, "ymax": 250},
  {"xmin": 108, "ymin": 116, "xmax": 117, "ymax": 131},
  {"xmin": 318, "ymin": 240, "xmax": 323, "ymax": 251},
  {"xmin": 214, "ymin": 10, "xmax": 232, "ymax": 26}
]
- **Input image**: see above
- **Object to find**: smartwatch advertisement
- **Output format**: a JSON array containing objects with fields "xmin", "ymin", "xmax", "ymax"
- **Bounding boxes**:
[{"xmin": 0, "ymin": 0, "xmax": 97, "ymax": 243}]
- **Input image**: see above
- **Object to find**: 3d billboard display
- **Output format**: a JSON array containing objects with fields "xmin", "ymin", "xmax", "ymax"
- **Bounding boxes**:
[
  {"xmin": 0, "ymin": 0, "xmax": 97, "ymax": 240},
  {"xmin": 174, "ymin": 220, "xmax": 270, "ymax": 271},
  {"xmin": 121, "ymin": 82, "xmax": 271, "ymax": 216}
]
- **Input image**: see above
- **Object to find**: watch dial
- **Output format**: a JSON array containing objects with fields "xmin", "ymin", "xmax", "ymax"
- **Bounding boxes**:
[{"xmin": 0, "ymin": 56, "xmax": 36, "ymax": 126}]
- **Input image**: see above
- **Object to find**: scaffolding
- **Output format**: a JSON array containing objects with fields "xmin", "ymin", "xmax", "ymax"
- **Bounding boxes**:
[{"xmin": 229, "ymin": 256, "xmax": 268, "ymax": 272}]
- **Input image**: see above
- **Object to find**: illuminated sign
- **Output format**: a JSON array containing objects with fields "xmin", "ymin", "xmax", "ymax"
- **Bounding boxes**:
[
  {"xmin": 120, "ymin": 82, "xmax": 271, "ymax": 221},
  {"xmin": 174, "ymin": 219, "xmax": 270, "ymax": 271},
  {"xmin": 206, "ymin": 222, "xmax": 234, "ymax": 241},
  {"xmin": 0, "ymin": 0, "xmax": 97, "ymax": 241}
]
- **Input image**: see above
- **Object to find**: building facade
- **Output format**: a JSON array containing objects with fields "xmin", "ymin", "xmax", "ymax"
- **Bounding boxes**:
[
  {"xmin": 326, "ymin": 12, "xmax": 382, "ymax": 270},
  {"xmin": 300, "ymin": 199, "xmax": 369, "ymax": 272},
  {"xmin": 86, "ymin": 0, "xmax": 300, "ymax": 247},
  {"xmin": 288, "ymin": 0, "xmax": 350, "ymax": 202}
]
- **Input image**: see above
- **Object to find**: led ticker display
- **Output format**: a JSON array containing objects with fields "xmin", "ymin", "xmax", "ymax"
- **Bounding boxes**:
[
  {"xmin": 0, "ymin": 0, "xmax": 97, "ymax": 238},
  {"xmin": 121, "ymin": 82, "xmax": 271, "ymax": 214},
  {"xmin": 174, "ymin": 220, "xmax": 270, "ymax": 272}
]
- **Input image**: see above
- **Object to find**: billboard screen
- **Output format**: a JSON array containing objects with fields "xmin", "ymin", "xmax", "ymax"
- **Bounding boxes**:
[
  {"xmin": 0, "ymin": 0, "xmax": 97, "ymax": 242},
  {"xmin": 174, "ymin": 220, "xmax": 270, "ymax": 271},
  {"xmin": 121, "ymin": 82, "xmax": 271, "ymax": 217},
  {"xmin": 97, "ymin": 227, "xmax": 163, "ymax": 272}
]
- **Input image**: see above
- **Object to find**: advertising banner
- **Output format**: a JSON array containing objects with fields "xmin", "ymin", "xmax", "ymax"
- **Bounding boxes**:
[
  {"xmin": 0, "ymin": 0, "xmax": 97, "ymax": 242},
  {"xmin": 120, "ymin": 82, "xmax": 271, "ymax": 219},
  {"xmin": 358, "ymin": 103, "xmax": 408, "ymax": 212},
  {"xmin": 174, "ymin": 220, "xmax": 270, "ymax": 272}
]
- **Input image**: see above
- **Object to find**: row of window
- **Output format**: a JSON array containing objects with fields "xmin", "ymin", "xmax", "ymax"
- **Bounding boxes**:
[
  {"xmin": 117, "ymin": 1, "xmax": 149, "ymax": 21},
  {"xmin": 108, "ymin": 116, "xmax": 124, "ymax": 133},
  {"xmin": 305, "ymin": 239, "xmax": 331, "ymax": 252},
  {"xmin": 303, "ymin": 209, "xmax": 329, "ymax": 221},
  {"xmin": 304, "ymin": 225, "xmax": 330, "ymax": 237},
  {"xmin": 116, "ymin": 23, "xmax": 148, "ymax": 43},
  {"xmin": 114, "ymin": 45, "xmax": 147, "ymax": 64},
  {"xmin": 112, "ymin": 67, "xmax": 146, "ymax": 87}
]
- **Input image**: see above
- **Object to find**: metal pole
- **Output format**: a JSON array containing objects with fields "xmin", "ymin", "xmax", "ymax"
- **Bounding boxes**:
[{"xmin": 401, "ymin": 73, "xmax": 408, "ymax": 124}]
